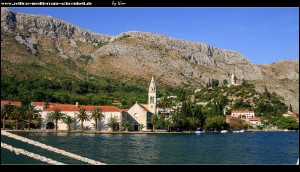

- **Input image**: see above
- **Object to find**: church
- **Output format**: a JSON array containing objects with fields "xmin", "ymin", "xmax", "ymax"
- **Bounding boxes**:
[
  {"xmin": 38, "ymin": 76, "xmax": 157, "ymax": 131},
  {"xmin": 126, "ymin": 76, "xmax": 156, "ymax": 131}
]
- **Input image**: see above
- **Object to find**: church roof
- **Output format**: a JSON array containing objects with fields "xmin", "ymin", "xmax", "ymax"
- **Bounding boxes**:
[{"xmin": 139, "ymin": 104, "xmax": 152, "ymax": 113}]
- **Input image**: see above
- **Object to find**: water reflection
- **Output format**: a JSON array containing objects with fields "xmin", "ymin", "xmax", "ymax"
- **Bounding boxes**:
[{"xmin": 2, "ymin": 132, "xmax": 299, "ymax": 165}]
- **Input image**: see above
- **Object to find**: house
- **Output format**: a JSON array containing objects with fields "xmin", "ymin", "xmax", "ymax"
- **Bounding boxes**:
[
  {"xmin": 248, "ymin": 117, "xmax": 262, "ymax": 127},
  {"xmin": 41, "ymin": 103, "xmax": 124, "ymax": 131},
  {"xmin": 282, "ymin": 111, "xmax": 298, "ymax": 118},
  {"xmin": 231, "ymin": 110, "xmax": 255, "ymax": 119}
]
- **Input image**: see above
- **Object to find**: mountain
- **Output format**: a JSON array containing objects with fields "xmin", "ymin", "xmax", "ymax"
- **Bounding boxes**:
[{"xmin": 1, "ymin": 7, "xmax": 299, "ymax": 113}]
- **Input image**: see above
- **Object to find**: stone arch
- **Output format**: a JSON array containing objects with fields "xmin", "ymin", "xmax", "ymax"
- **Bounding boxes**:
[{"xmin": 46, "ymin": 122, "xmax": 54, "ymax": 129}]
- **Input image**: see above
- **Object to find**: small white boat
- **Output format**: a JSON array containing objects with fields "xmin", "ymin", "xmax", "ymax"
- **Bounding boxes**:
[
  {"xmin": 233, "ymin": 130, "xmax": 245, "ymax": 133},
  {"xmin": 220, "ymin": 130, "xmax": 229, "ymax": 133}
]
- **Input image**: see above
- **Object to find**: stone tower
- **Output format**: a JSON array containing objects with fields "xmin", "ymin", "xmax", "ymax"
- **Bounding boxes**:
[
  {"xmin": 148, "ymin": 76, "xmax": 156, "ymax": 114},
  {"xmin": 231, "ymin": 73, "xmax": 235, "ymax": 85}
]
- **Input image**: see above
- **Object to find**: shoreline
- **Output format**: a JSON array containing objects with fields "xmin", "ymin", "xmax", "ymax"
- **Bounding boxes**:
[{"xmin": 2, "ymin": 129, "xmax": 298, "ymax": 134}]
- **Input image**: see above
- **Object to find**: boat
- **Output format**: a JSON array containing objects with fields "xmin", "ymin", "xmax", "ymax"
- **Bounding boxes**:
[
  {"xmin": 220, "ymin": 130, "xmax": 229, "ymax": 133},
  {"xmin": 195, "ymin": 128, "xmax": 205, "ymax": 134},
  {"xmin": 233, "ymin": 129, "xmax": 245, "ymax": 133}
]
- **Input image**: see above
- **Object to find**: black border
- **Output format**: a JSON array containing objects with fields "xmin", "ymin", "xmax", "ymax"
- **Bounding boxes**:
[
  {"xmin": 0, "ymin": 0, "xmax": 300, "ymax": 7},
  {"xmin": 1, "ymin": 0, "xmax": 299, "ymax": 170}
]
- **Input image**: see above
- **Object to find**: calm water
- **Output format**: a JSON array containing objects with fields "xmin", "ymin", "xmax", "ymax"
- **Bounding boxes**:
[{"xmin": 1, "ymin": 131, "xmax": 299, "ymax": 165}]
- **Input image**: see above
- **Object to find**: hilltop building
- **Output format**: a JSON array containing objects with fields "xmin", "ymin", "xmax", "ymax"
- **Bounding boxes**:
[{"xmin": 231, "ymin": 110, "xmax": 255, "ymax": 119}]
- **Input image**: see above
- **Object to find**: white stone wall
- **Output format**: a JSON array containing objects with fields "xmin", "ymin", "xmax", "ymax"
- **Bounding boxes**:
[
  {"xmin": 41, "ymin": 111, "xmax": 122, "ymax": 131},
  {"xmin": 127, "ymin": 104, "xmax": 148, "ymax": 131},
  {"xmin": 232, "ymin": 112, "xmax": 255, "ymax": 119}
]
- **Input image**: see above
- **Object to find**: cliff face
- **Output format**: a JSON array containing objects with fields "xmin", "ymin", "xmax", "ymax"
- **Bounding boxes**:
[{"xmin": 1, "ymin": 7, "xmax": 298, "ymax": 113}]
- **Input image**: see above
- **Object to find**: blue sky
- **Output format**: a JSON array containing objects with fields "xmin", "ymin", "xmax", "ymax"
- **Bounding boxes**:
[{"xmin": 9, "ymin": 7, "xmax": 299, "ymax": 65}]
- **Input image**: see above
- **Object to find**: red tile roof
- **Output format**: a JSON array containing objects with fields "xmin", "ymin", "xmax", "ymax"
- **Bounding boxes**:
[
  {"xmin": 120, "ymin": 109, "xmax": 128, "ymax": 112},
  {"xmin": 43, "ymin": 105, "xmax": 121, "ymax": 112},
  {"xmin": 283, "ymin": 111, "xmax": 298, "ymax": 115},
  {"xmin": 139, "ymin": 104, "xmax": 151, "ymax": 113},
  {"xmin": 249, "ymin": 117, "xmax": 261, "ymax": 121},
  {"xmin": 1, "ymin": 100, "xmax": 21, "ymax": 106}
]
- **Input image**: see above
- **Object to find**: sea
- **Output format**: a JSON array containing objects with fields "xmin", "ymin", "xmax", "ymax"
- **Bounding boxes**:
[{"xmin": 1, "ymin": 131, "xmax": 299, "ymax": 165}]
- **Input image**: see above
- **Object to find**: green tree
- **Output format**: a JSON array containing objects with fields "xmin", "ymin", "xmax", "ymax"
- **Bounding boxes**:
[
  {"xmin": 170, "ymin": 108, "xmax": 182, "ymax": 129},
  {"xmin": 276, "ymin": 117, "xmax": 299, "ymax": 130},
  {"xmin": 122, "ymin": 120, "xmax": 132, "ymax": 132},
  {"xmin": 49, "ymin": 108, "xmax": 65, "ymax": 131},
  {"xmin": 139, "ymin": 124, "xmax": 145, "ymax": 131},
  {"xmin": 91, "ymin": 107, "xmax": 104, "ymax": 130},
  {"xmin": 10, "ymin": 106, "xmax": 24, "ymax": 130},
  {"xmin": 149, "ymin": 114, "xmax": 159, "ymax": 132},
  {"xmin": 62, "ymin": 115, "xmax": 76, "ymax": 131},
  {"xmin": 1, "ymin": 104, "xmax": 12, "ymax": 129},
  {"xmin": 186, "ymin": 116, "xmax": 200, "ymax": 131},
  {"xmin": 107, "ymin": 116, "xmax": 119, "ymax": 131},
  {"xmin": 25, "ymin": 104, "xmax": 38, "ymax": 130},
  {"xmin": 205, "ymin": 115, "xmax": 226, "ymax": 131},
  {"xmin": 77, "ymin": 108, "xmax": 89, "ymax": 131},
  {"xmin": 164, "ymin": 118, "xmax": 173, "ymax": 131}
]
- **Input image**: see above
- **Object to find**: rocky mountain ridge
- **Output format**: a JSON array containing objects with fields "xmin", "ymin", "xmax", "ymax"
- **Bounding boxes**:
[{"xmin": 1, "ymin": 7, "xmax": 298, "ymax": 113}]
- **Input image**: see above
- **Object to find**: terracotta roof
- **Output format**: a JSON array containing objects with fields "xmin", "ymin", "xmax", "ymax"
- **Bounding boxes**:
[
  {"xmin": 283, "ymin": 111, "xmax": 298, "ymax": 115},
  {"xmin": 43, "ymin": 105, "xmax": 121, "ymax": 112},
  {"xmin": 232, "ymin": 110, "xmax": 254, "ymax": 113},
  {"xmin": 249, "ymin": 117, "xmax": 261, "ymax": 121},
  {"xmin": 120, "ymin": 109, "xmax": 128, "ymax": 112},
  {"xmin": 1, "ymin": 100, "xmax": 21, "ymax": 106},
  {"xmin": 139, "ymin": 104, "xmax": 151, "ymax": 113}
]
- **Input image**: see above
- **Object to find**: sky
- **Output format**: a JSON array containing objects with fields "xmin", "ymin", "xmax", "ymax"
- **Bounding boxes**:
[{"xmin": 8, "ymin": 7, "xmax": 299, "ymax": 65}]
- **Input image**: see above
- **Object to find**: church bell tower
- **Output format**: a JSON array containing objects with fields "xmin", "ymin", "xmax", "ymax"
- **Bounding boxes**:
[{"xmin": 148, "ymin": 76, "xmax": 156, "ymax": 114}]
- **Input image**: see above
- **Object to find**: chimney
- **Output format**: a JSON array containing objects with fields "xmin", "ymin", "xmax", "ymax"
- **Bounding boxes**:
[{"xmin": 76, "ymin": 102, "xmax": 79, "ymax": 108}]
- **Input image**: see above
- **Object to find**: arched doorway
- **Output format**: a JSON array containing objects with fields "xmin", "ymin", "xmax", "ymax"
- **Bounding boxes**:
[
  {"xmin": 46, "ymin": 122, "xmax": 54, "ymax": 129},
  {"xmin": 134, "ymin": 122, "xmax": 139, "ymax": 131}
]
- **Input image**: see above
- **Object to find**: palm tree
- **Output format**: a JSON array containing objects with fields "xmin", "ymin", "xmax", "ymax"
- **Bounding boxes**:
[
  {"xmin": 91, "ymin": 107, "xmax": 104, "ymax": 131},
  {"xmin": 25, "ymin": 104, "xmax": 38, "ymax": 130},
  {"xmin": 149, "ymin": 114, "xmax": 159, "ymax": 132},
  {"xmin": 164, "ymin": 118, "xmax": 173, "ymax": 132},
  {"xmin": 11, "ymin": 106, "xmax": 24, "ymax": 130},
  {"xmin": 157, "ymin": 97, "xmax": 170, "ymax": 119},
  {"xmin": 77, "ymin": 108, "xmax": 89, "ymax": 131},
  {"xmin": 1, "ymin": 104, "xmax": 12, "ymax": 129},
  {"xmin": 171, "ymin": 107, "xmax": 183, "ymax": 129},
  {"xmin": 122, "ymin": 120, "xmax": 132, "ymax": 132},
  {"xmin": 49, "ymin": 108, "xmax": 65, "ymax": 131},
  {"xmin": 107, "ymin": 116, "xmax": 119, "ymax": 131},
  {"xmin": 62, "ymin": 115, "xmax": 75, "ymax": 131},
  {"xmin": 139, "ymin": 124, "xmax": 145, "ymax": 131}
]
